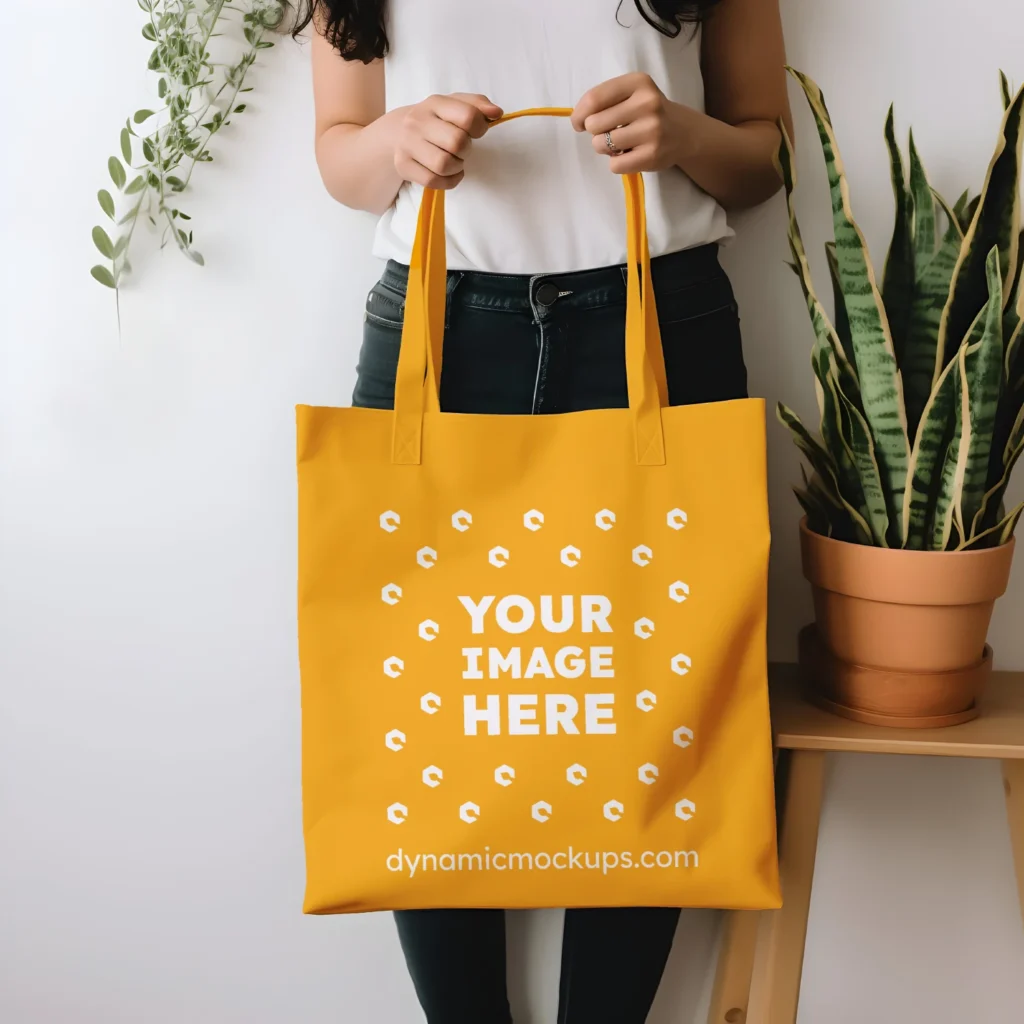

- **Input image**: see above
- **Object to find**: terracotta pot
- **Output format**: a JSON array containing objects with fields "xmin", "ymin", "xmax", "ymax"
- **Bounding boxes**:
[{"xmin": 799, "ymin": 518, "xmax": 1014, "ymax": 723}]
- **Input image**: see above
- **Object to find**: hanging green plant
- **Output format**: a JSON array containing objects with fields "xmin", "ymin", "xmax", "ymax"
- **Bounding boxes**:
[{"xmin": 91, "ymin": 0, "xmax": 287, "ymax": 292}]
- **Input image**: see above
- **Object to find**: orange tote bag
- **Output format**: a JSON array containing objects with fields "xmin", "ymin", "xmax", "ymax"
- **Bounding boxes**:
[{"xmin": 297, "ymin": 110, "xmax": 779, "ymax": 914}]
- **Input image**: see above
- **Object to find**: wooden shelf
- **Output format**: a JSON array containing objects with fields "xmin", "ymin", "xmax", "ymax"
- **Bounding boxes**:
[
  {"xmin": 711, "ymin": 665, "xmax": 1024, "ymax": 1024},
  {"xmin": 769, "ymin": 663, "xmax": 1024, "ymax": 760}
]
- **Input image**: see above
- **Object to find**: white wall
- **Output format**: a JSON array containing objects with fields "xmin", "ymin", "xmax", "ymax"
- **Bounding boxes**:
[{"xmin": 2, "ymin": 1, "xmax": 1023, "ymax": 1021}]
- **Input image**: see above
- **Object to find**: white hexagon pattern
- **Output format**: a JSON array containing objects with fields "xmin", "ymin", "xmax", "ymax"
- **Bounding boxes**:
[
  {"xmin": 560, "ymin": 545, "xmax": 581, "ymax": 567},
  {"xmin": 387, "ymin": 802, "xmax": 408, "ymax": 824},
  {"xmin": 603, "ymin": 799, "xmax": 624, "ymax": 822},
  {"xmin": 385, "ymin": 729, "xmax": 406, "ymax": 752},
  {"xmin": 668, "ymin": 580, "xmax": 690, "ymax": 603},
  {"xmin": 379, "ymin": 511, "xmax": 400, "ymax": 533},
  {"xmin": 494, "ymin": 765, "xmax": 515, "ymax": 787},
  {"xmin": 459, "ymin": 801, "xmax": 481, "ymax": 824},
  {"xmin": 451, "ymin": 510, "xmax": 472, "ymax": 532},
  {"xmin": 636, "ymin": 690, "xmax": 657, "ymax": 712},
  {"xmin": 420, "ymin": 692, "xmax": 441, "ymax": 715},
  {"xmin": 418, "ymin": 619, "xmax": 440, "ymax": 641},
  {"xmin": 488, "ymin": 546, "xmax": 510, "ymax": 568},
  {"xmin": 671, "ymin": 653, "xmax": 692, "ymax": 676},
  {"xmin": 416, "ymin": 546, "xmax": 438, "ymax": 569},
  {"xmin": 566, "ymin": 763, "xmax": 588, "ymax": 786},
  {"xmin": 631, "ymin": 544, "xmax": 653, "ymax": 566},
  {"xmin": 595, "ymin": 509, "xmax": 616, "ymax": 531},
  {"xmin": 532, "ymin": 800, "xmax": 552, "ymax": 822},
  {"xmin": 675, "ymin": 798, "xmax": 696, "ymax": 821},
  {"xmin": 422, "ymin": 765, "xmax": 443, "ymax": 788},
  {"xmin": 634, "ymin": 617, "xmax": 655, "ymax": 639},
  {"xmin": 638, "ymin": 763, "xmax": 659, "ymax": 785},
  {"xmin": 383, "ymin": 656, "xmax": 404, "ymax": 679},
  {"xmin": 381, "ymin": 583, "xmax": 402, "ymax": 605},
  {"xmin": 673, "ymin": 726, "xmax": 694, "ymax": 749},
  {"xmin": 523, "ymin": 509, "xmax": 545, "ymax": 531},
  {"xmin": 667, "ymin": 508, "xmax": 688, "ymax": 530}
]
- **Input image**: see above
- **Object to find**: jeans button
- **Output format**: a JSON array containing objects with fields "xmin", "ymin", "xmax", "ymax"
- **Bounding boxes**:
[{"xmin": 535, "ymin": 282, "xmax": 559, "ymax": 307}]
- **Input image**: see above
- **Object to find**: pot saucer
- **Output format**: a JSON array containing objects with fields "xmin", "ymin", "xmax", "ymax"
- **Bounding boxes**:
[{"xmin": 798, "ymin": 625, "xmax": 989, "ymax": 729}]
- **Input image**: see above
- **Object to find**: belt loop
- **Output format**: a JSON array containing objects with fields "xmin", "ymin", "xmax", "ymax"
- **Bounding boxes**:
[
  {"xmin": 618, "ymin": 265, "xmax": 630, "ymax": 304},
  {"xmin": 444, "ymin": 271, "xmax": 463, "ymax": 331}
]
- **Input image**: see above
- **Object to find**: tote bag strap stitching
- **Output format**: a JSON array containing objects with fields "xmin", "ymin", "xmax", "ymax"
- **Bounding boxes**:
[{"xmin": 623, "ymin": 170, "xmax": 666, "ymax": 466}]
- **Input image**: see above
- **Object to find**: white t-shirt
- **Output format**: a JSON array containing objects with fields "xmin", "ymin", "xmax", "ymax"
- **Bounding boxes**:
[{"xmin": 373, "ymin": 0, "xmax": 732, "ymax": 273}]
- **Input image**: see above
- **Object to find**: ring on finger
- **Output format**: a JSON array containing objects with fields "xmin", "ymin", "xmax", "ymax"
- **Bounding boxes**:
[{"xmin": 604, "ymin": 131, "xmax": 623, "ymax": 156}]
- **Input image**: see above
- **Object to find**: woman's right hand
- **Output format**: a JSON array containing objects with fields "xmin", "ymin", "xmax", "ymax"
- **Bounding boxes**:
[{"xmin": 393, "ymin": 94, "xmax": 503, "ymax": 190}]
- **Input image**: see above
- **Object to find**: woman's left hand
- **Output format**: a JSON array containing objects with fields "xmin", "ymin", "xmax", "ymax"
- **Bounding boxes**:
[{"xmin": 571, "ymin": 73, "xmax": 692, "ymax": 174}]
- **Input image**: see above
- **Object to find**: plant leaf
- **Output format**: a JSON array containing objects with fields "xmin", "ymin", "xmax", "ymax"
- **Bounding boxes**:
[
  {"xmin": 124, "ymin": 175, "xmax": 146, "ymax": 195},
  {"xmin": 825, "ymin": 242, "xmax": 855, "ymax": 369},
  {"xmin": 108, "ymin": 156, "xmax": 126, "ymax": 191},
  {"xmin": 1001, "ymin": 71, "xmax": 1013, "ymax": 111},
  {"xmin": 1004, "ymin": 226, "xmax": 1024, "ymax": 340},
  {"xmin": 937, "ymin": 84, "xmax": 1024, "ymax": 374},
  {"xmin": 777, "ymin": 403, "xmax": 837, "ymax": 483},
  {"xmin": 972, "ymin": 403, "xmax": 1024, "ymax": 536},
  {"xmin": 92, "ymin": 226, "xmax": 115, "ymax": 259},
  {"xmin": 774, "ymin": 124, "xmax": 861, "ymax": 401},
  {"xmin": 777, "ymin": 402, "xmax": 873, "ymax": 543},
  {"xmin": 985, "ymin": 256, "xmax": 1024, "ymax": 516},
  {"xmin": 930, "ymin": 343, "xmax": 971, "ymax": 550},
  {"xmin": 959, "ymin": 194, "xmax": 982, "ymax": 235},
  {"xmin": 793, "ymin": 485, "xmax": 832, "ymax": 536},
  {"xmin": 814, "ymin": 345, "xmax": 871, "ymax": 525},
  {"xmin": 952, "ymin": 189, "xmax": 972, "ymax": 228},
  {"xmin": 824, "ymin": 348, "xmax": 890, "ymax": 544},
  {"xmin": 882, "ymin": 106, "xmax": 916, "ymax": 363},
  {"xmin": 931, "ymin": 188, "xmax": 965, "ymax": 244},
  {"xmin": 97, "ymin": 189, "xmax": 115, "ymax": 220},
  {"xmin": 956, "ymin": 247, "xmax": 1005, "ymax": 535},
  {"xmin": 134, "ymin": 109, "xmax": 155, "ymax": 124},
  {"xmin": 908, "ymin": 131, "xmax": 936, "ymax": 277},
  {"xmin": 903, "ymin": 354, "xmax": 959, "ymax": 548},
  {"xmin": 788, "ymin": 68, "xmax": 910, "ymax": 541},
  {"xmin": 120, "ymin": 127, "xmax": 132, "ymax": 164},
  {"xmin": 90, "ymin": 265, "xmax": 116, "ymax": 289},
  {"xmin": 903, "ymin": 196, "xmax": 965, "ymax": 441},
  {"xmin": 960, "ymin": 501, "xmax": 1022, "ymax": 549}
]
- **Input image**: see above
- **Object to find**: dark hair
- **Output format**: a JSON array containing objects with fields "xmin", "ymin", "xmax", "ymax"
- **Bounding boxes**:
[{"xmin": 294, "ymin": 1, "xmax": 720, "ymax": 63}]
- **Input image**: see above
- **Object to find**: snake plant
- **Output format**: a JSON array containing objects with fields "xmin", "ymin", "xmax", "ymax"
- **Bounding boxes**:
[{"xmin": 778, "ymin": 69, "xmax": 1024, "ymax": 550}]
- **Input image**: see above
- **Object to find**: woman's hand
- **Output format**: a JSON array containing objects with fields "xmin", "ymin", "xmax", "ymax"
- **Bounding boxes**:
[
  {"xmin": 571, "ymin": 73, "xmax": 692, "ymax": 175},
  {"xmin": 394, "ymin": 94, "xmax": 504, "ymax": 190}
]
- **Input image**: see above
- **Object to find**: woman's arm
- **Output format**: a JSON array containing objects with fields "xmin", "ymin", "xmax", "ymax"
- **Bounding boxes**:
[
  {"xmin": 694, "ymin": 0, "xmax": 793, "ymax": 207},
  {"xmin": 571, "ymin": 0, "xmax": 792, "ymax": 211},
  {"xmin": 311, "ymin": 32, "xmax": 502, "ymax": 215}
]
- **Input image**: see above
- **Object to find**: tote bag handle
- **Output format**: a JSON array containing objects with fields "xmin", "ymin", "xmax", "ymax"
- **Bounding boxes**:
[{"xmin": 391, "ymin": 108, "xmax": 669, "ymax": 467}]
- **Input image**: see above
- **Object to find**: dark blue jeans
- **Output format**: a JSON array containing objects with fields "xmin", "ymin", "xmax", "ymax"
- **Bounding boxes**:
[{"xmin": 352, "ymin": 245, "xmax": 747, "ymax": 1024}]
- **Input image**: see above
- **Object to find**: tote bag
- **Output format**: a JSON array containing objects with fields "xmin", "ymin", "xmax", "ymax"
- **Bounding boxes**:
[{"xmin": 297, "ymin": 109, "xmax": 779, "ymax": 914}]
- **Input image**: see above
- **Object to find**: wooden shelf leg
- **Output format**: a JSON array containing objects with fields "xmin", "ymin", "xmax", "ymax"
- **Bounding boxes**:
[
  {"xmin": 1004, "ymin": 760, "xmax": 1024, "ymax": 930},
  {"xmin": 707, "ymin": 910, "xmax": 762, "ymax": 1023},
  {"xmin": 746, "ymin": 749, "xmax": 826, "ymax": 1024}
]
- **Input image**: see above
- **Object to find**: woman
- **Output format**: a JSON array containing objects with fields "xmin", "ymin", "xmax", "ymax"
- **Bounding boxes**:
[{"xmin": 298, "ymin": 1, "xmax": 790, "ymax": 1020}]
